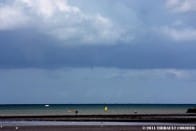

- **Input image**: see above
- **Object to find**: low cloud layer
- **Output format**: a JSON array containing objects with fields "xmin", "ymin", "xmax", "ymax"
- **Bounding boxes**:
[
  {"xmin": 166, "ymin": 0, "xmax": 196, "ymax": 13},
  {"xmin": 1, "ymin": 0, "xmax": 196, "ymax": 44},
  {"xmin": 1, "ymin": 0, "xmax": 196, "ymax": 104},
  {"xmin": 1, "ymin": 29, "xmax": 196, "ymax": 69},
  {"xmin": 1, "ymin": 0, "xmax": 196, "ymax": 69},
  {"xmin": 0, "ymin": 0, "xmax": 130, "ymax": 44},
  {"xmin": 161, "ymin": 26, "xmax": 196, "ymax": 41},
  {"xmin": 0, "ymin": 68, "xmax": 196, "ymax": 104}
]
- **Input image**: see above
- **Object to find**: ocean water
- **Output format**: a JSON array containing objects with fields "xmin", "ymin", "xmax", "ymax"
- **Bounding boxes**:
[{"xmin": 0, "ymin": 104, "xmax": 195, "ymax": 116}]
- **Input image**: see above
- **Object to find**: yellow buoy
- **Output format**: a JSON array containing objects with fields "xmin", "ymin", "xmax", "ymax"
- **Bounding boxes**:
[{"xmin": 104, "ymin": 106, "xmax": 108, "ymax": 112}]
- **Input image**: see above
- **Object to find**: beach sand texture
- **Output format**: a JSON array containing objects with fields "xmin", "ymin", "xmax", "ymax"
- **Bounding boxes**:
[{"xmin": 0, "ymin": 125, "xmax": 142, "ymax": 131}]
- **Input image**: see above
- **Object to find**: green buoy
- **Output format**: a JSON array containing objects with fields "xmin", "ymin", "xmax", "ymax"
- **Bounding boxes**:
[{"xmin": 104, "ymin": 106, "xmax": 108, "ymax": 112}]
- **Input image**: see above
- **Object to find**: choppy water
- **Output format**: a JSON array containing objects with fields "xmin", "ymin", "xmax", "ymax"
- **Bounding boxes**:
[{"xmin": 0, "ymin": 104, "xmax": 195, "ymax": 116}]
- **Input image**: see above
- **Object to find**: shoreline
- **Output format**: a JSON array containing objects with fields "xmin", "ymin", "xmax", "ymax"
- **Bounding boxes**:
[
  {"xmin": 1, "ymin": 115, "xmax": 196, "ymax": 131},
  {"xmin": 1, "ymin": 114, "xmax": 196, "ymax": 123}
]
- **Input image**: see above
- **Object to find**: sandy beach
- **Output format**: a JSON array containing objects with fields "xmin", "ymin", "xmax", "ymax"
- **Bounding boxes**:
[
  {"xmin": 0, "ymin": 125, "xmax": 142, "ymax": 131},
  {"xmin": 1, "ymin": 114, "xmax": 196, "ymax": 131},
  {"xmin": 0, "ymin": 121, "xmax": 196, "ymax": 131},
  {"xmin": 1, "ymin": 114, "xmax": 196, "ymax": 122}
]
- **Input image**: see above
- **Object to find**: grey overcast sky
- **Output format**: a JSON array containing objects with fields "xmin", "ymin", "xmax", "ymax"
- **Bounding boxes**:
[{"xmin": 1, "ymin": 0, "xmax": 196, "ymax": 104}]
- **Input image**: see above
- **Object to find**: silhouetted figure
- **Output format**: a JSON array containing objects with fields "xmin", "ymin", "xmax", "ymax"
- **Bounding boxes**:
[{"xmin": 75, "ymin": 110, "xmax": 79, "ymax": 115}]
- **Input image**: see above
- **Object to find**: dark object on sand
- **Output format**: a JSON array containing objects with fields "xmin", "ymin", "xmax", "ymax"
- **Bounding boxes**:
[
  {"xmin": 187, "ymin": 108, "xmax": 196, "ymax": 113},
  {"xmin": 75, "ymin": 110, "xmax": 79, "ymax": 115}
]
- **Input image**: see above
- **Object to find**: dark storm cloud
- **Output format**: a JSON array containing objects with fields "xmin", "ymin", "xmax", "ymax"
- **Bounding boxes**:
[
  {"xmin": 1, "ymin": 29, "xmax": 196, "ymax": 69},
  {"xmin": 1, "ymin": 0, "xmax": 196, "ymax": 70}
]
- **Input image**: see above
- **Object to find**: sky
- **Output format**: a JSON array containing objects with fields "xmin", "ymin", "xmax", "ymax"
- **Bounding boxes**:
[{"xmin": 0, "ymin": 0, "xmax": 196, "ymax": 104}]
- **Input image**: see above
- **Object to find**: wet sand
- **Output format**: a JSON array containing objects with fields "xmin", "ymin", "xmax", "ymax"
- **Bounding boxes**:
[
  {"xmin": 0, "ymin": 125, "xmax": 142, "ymax": 131},
  {"xmin": 1, "ymin": 124, "xmax": 196, "ymax": 131},
  {"xmin": 1, "ymin": 114, "xmax": 196, "ymax": 122},
  {"xmin": 1, "ymin": 121, "xmax": 196, "ymax": 131},
  {"xmin": 1, "ymin": 114, "xmax": 196, "ymax": 131}
]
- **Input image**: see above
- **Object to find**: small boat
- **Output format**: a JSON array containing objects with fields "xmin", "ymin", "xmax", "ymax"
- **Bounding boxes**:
[{"xmin": 45, "ymin": 104, "xmax": 50, "ymax": 107}]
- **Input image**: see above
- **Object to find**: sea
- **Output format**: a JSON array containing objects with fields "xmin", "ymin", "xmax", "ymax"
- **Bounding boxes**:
[{"xmin": 0, "ymin": 104, "xmax": 195, "ymax": 116}]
